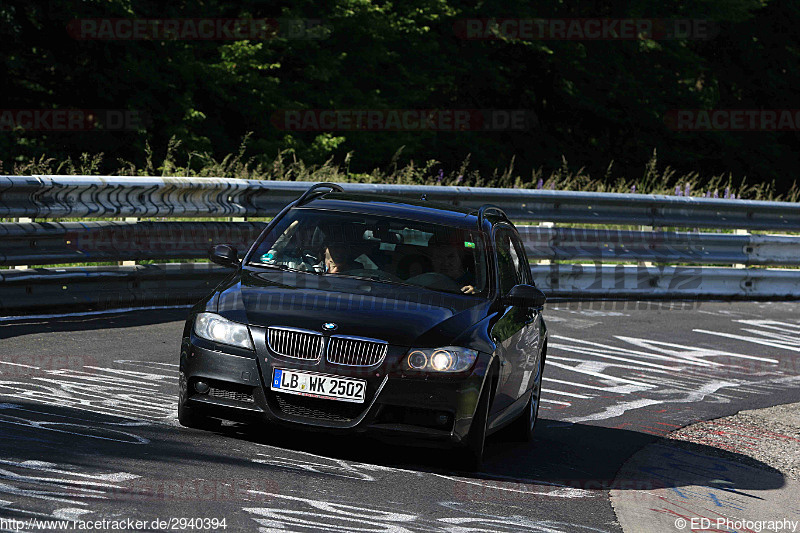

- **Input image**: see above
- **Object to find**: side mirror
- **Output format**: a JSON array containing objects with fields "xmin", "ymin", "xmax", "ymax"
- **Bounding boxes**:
[
  {"xmin": 209, "ymin": 244, "xmax": 240, "ymax": 267},
  {"xmin": 503, "ymin": 284, "xmax": 546, "ymax": 308}
]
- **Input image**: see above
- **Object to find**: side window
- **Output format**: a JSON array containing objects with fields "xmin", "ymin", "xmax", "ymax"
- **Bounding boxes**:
[
  {"xmin": 495, "ymin": 227, "xmax": 520, "ymax": 296},
  {"xmin": 511, "ymin": 233, "xmax": 532, "ymax": 285}
]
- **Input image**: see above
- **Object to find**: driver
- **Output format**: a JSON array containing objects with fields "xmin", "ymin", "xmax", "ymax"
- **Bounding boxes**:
[{"xmin": 429, "ymin": 245, "xmax": 477, "ymax": 294}]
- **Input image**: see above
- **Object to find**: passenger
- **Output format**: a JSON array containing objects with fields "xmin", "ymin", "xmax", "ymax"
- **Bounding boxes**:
[{"xmin": 323, "ymin": 243, "xmax": 357, "ymax": 274}]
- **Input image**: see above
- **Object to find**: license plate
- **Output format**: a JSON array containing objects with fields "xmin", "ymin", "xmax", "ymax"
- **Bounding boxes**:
[{"xmin": 271, "ymin": 368, "xmax": 366, "ymax": 404}]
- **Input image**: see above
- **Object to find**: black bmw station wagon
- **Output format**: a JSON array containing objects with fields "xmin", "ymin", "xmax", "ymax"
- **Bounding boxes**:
[{"xmin": 179, "ymin": 183, "xmax": 547, "ymax": 468}]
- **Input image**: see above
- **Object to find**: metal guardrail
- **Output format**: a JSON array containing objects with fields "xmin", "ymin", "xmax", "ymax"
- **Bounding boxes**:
[
  {"xmin": 1, "ymin": 262, "xmax": 794, "ymax": 315},
  {"xmin": 1, "ymin": 176, "xmax": 799, "ymax": 313},
  {"xmin": 532, "ymin": 264, "xmax": 800, "ymax": 299},
  {"xmin": 3, "ymin": 175, "xmax": 800, "ymax": 229},
  {"xmin": 0, "ymin": 221, "xmax": 264, "ymax": 266},
  {"xmin": 3, "ymin": 221, "xmax": 800, "ymax": 268},
  {"xmin": 517, "ymin": 226, "xmax": 800, "ymax": 266},
  {"xmin": 0, "ymin": 264, "xmax": 232, "ymax": 314}
]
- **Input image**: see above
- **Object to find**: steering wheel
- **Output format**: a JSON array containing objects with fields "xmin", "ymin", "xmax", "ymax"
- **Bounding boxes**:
[
  {"xmin": 345, "ymin": 268, "xmax": 398, "ymax": 282},
  {"xmin": 405, "ymin": 272, "xmax": 462, "ymax": 290}
]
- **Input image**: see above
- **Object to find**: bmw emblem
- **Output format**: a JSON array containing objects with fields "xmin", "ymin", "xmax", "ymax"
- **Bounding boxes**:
[{"xmin": 322, "ymin": 322, "xmax": 338, "ymax": 331}]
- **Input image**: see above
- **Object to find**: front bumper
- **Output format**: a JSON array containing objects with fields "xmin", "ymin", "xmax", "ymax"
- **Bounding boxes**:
[{"xmin": 180, "ymin": 333, "xmax": 490, "ymax": 445}]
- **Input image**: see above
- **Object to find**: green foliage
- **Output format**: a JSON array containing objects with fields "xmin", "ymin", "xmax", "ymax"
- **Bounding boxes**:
[
  {"xmin": 1, "ymin": 0, "xmax": 798, "ymax": 193},
  {"xmin": 12, "ymin": 137, "xmax": 797, "ymax": 201}
]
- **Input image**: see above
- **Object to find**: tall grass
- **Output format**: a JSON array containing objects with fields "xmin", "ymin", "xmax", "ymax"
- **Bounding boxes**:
[{"xmin": 7, "ymin": 138, "xmax": 799, "ymax": 202}]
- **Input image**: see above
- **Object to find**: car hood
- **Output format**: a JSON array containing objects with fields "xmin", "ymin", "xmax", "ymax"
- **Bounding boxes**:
[{"xmin": 214, "ymin": 268, "xmax": 492, "ymax": 347}]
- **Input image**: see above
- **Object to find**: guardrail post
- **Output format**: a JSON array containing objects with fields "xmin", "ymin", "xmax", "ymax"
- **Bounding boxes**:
[
  {"xmin": 14, "ymin": 217, "xmax": 33, "ymax": 270},
  {"xmin": 734, "ymin": 229, "xmax": 749, "ymax": 268},
  {"xmin": 121, "ymin": 217, "xmax": 138, "ymax": 266},
  {"xmin": 538, "ymin": 221, "xmax": 553, "ymax": 265},
  {"xmin": 639, "ymin": 225, "xmax": 655, "ymax": 267}
]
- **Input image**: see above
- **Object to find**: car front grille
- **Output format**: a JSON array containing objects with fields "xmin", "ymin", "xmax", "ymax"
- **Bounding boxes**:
[
  {"xmin": 273, "ymin": 393, "xmax": 365, "ymax": 422},
  {"xmin": 209, "ymin": 387, "xmax": 254, "ymax": 403},
  {"xmin": 327, "ymin": 336, "xmax": 388, "ymax": 367},
  {"xmin": 266, "ymin": 327, "xmax": 388, "ymax": 367},
  {"xmin": 267, "ymin": 327, "xmax": 323, "ymax": 360}
]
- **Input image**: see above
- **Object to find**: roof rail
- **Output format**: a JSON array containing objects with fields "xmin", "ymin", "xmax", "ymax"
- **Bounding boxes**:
[
  {"xmin": 295, "ymin": 182, "xmax": 344, "ymax": 206},
  {"xmin": 476, "ymin": 204, "xmax": 509, "ymax": 228}
]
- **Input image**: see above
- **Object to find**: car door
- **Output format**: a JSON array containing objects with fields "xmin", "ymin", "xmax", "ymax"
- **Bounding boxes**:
[
  {"xmin": 489, "ymin": 225, "xmax": 538, "ymax": 419},
  {"xmin": 509, "ymin": 229, "xmax": 542, "ymax": 397}
]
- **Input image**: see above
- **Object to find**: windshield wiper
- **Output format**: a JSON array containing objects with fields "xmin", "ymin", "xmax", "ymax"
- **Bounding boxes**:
[
  {"xmin": 325, "ymin": 272, "xmax": 435, "ymax": 291},
  {"xmin": 248, "ymin": 262, "xmax": 319, "ymax": 274},
  {"xmin": 323, "ymin": 271, "xmax": 403, "ymax": 285},
  {"xmin": 344, "ymin": 274, "xmax": 482, "ymax": 297}
]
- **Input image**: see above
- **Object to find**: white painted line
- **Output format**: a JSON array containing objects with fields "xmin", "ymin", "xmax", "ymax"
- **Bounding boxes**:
[
  {"xmin": 565, "ymin": 380, "xmax": 739, "ymax": 423},
  {"xmin": 426, "ymin": 473, "xmax": 593, "ymax": 499},
  {"xmin": 553, "ymin": 335, "xmax": 720, "ymax": 367},
  {"xmin": 693, "ymin": 329, "xmax": 796, "ymax": 355},
  {"xmin": 0, "ymin": 460, "xmax": 139, "ymax": 482},
  {"xmin": 739, "ymin": 328, "xmax": 800, "ymax": 345},
  {"xmin": 546, "ymin": 360, "xmax": 656, "ymax": 387},
  {"xmin": 549, "ymin": 343, "xmax": 682, "ymax": 371},
  {"xmin": 541, "ymin": 398, "xmax": 571, "ymax": 406},
  {"xmin": 541, "ymin": 388, "xmax": 591, "ymax": 399},
  {"xmin": 250, "ymin": 444, "xmax": 424, "ymax": 478},
  {"xmin": 0, "ymin": 482, "xmax": 86, "ymax": 506},
  {"xmin": 0, "ymin": 361, "xmax": 39, "ymax": 369},
  {"xmin": 736, "ymin": 319, "xmax": 800, "ymax": 332},
  {"xmin": 543, "ymin": 377, "xmax": 641, "ymax": 394},
  {"xmin": 614, "ymin": 335, "xmax": 775, "ymax": 365}
]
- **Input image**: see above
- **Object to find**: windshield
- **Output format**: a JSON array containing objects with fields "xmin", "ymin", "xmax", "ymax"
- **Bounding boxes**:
[{"xmin": 247, "ymin": 209, "xmax": 488, "ymax": 296}]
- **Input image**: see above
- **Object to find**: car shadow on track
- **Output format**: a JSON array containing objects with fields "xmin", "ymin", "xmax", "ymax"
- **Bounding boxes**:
[
  {"xmin": 220, "ymin": 415, "xmax": 786, "ymax": 497},
  {"xmin": 0, "ymin": 399, "xmax": 785, "ymax": 517}
]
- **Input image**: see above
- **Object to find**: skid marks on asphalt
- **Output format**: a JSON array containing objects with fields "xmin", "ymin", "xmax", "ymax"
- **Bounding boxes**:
[
  {"xmin": 539, "ymin": 317, "xmax": 800, "ymax": 431},
  {"xmin": 249, "ymin": 441, "xmax": 597, "ymax": 499},
  {"xmin": 0, "ymin": 403, "xmax": 150, "ymax": 445},
  {"xmin": 0, "ymin": 366, "xmax": 159, "ymax": 524},
  {"xmin": 0, "ymin": 458, "xmax": 139, "ymax": 524},
  {"xmin": 0, "ymin": 360, "xmax": 176, "ymax": 422},
  {"xmin": 241, "ymin": 491, "xmax": 611, "ymax": 532},
  {"xmin": 245, "ymin": 443, "xmax": 599, "ymax": 530},
  {"xmin": 251, "ymin": 448, "xmax": 414, "ymax": 482}
]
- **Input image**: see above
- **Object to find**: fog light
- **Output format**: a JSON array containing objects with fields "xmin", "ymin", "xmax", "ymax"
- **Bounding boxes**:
[{"xmin": 194, "ymin": 381, "xmax": 210, "ymax": 394}]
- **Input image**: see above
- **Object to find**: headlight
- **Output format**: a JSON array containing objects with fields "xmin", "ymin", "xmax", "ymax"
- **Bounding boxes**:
[
  {"xmin": 404, "ymin": 347, "xmax": 478, "ymax": 373},
  {"xmin": 194, "ymin": 312, "xmax": 254, "ymax": 350}
]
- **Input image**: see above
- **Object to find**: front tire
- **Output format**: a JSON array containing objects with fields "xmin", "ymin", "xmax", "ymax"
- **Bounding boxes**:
[
  {"xmin": 456, "ymin": 377, "xmax": 492, "ymax": 471},
  {"xmin": 510, "ymin": 354, "xmax": 543, "ymax": 442}
]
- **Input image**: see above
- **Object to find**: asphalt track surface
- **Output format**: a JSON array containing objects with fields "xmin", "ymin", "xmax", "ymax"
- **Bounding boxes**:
[{"xmin": 1, "ymin": 300, "xmax": 799, "ymax": 532}]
